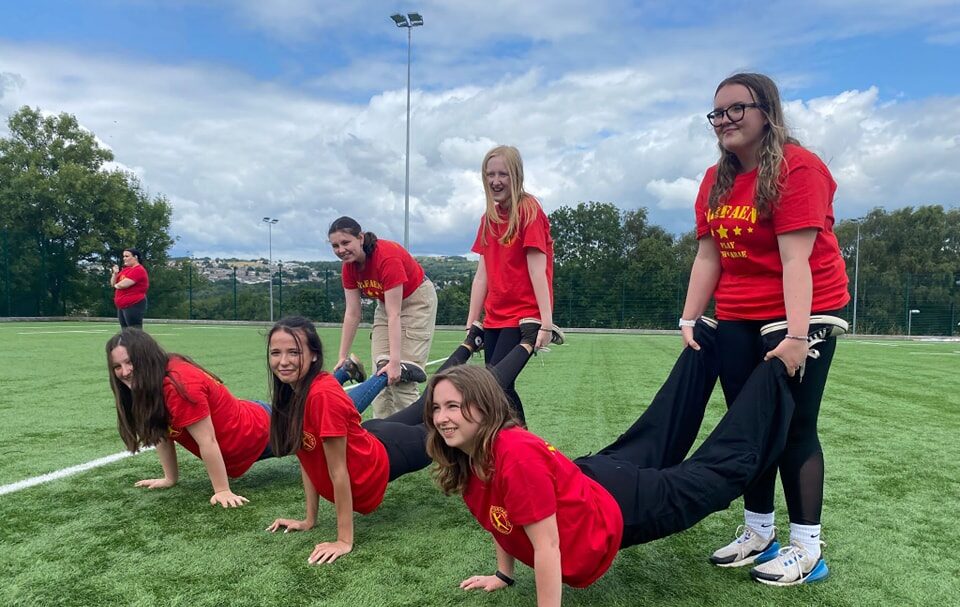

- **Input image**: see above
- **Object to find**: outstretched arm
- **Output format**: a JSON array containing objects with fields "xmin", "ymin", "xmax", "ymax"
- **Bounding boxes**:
[
  {"xmin": 307, "ymin": 436, "xmax": 354, "ymax": 564},
  {"xmin": 134, "ymin": 438, "xmax": 179, "ymax": 489},
  {"xmin": 336, "ymin": 288, "xmax": 362, "ymax": 370},
  {"xmin": 185, "ymin": 416, "xmax": 249, "ymax": 507},
  {"xmin": 526, "ymin": 249, "xmax": 554, "ymax": 351},
  {"xmin": 466, "ymin": 257, "xmax": 488, "ymax": 328},
  {"xmin": 680, "ymin": 237, "xmax": 721, "ymax": 350}
]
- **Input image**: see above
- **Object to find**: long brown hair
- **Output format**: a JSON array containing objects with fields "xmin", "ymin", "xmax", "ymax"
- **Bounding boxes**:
[
  {"xmin": 267, "ymin": 316, "xmax": 325, "ymax": 456},
  {"xmin": 708, "ymin": 72, "xmax": 800, "ymax": 217},
  {"xmin": 480, "ymin": 145, "xmax": 539, "ymax": 246},
  {"xmin": 106, "ymin": 329, "xmax": 220, "ymax": 451},
  {"xmin": 424, "ymin": 365, "xmax": 518, "ymax": 495}
]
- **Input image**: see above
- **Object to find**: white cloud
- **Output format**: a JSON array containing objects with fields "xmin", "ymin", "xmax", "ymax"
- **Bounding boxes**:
[{"xmin": 1, "ymin": 2, "xmax": 958, "ymax": 260}]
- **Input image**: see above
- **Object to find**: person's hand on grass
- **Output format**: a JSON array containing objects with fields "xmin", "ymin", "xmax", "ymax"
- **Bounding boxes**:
[
  {"xmin": 307, "ymin": 540, "xmax": 352, "ymax": 564},
  {"xmin": 134, "ymin": 477, "xmax": 176, "ymax": 489},
  {"xmin": 460, "ymin": 574, "xmax": 509, "ymax": 592},
  {"xmin": 210, "ymin": 490, "xmax": 249, "ymax": 508},
  {"xmin": 266, "ymin": 518, "xmax": 313, "ymax": 533}
]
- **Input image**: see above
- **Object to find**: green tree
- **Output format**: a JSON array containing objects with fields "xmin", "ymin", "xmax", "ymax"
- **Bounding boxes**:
[{"xmin": 0, "ymin": 106, "xmax": 175, "ymax": 316}]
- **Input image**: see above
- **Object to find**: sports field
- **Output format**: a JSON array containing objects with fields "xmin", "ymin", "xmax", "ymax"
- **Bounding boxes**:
[{"xmin": 1, "ymin": 321, "xmax": 958, "ymax": 606}]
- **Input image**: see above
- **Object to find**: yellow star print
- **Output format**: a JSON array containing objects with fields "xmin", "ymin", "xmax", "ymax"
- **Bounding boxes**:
[{"xmin": 716, "ymin": 225, "xmax": 729, "ymax": 239}]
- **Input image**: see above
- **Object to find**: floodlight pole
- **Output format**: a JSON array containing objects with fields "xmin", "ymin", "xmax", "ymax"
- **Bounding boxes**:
[
  {"xmin": 262, "ymin": 217, "xmax": 279, "ymax": 321},
  {"xmin": 390, "ymin": 12, "xmax": 424, "ymax": 250}
]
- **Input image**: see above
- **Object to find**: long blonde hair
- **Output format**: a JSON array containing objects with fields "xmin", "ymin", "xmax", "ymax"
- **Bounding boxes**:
[
  {"xmin": 708, "ymin": 73, "xmax": 800, "ymax": 217},
  {"xmin": 480, "ymin": 145, "xmax": 538, "ymax": 245},
  {"xmin": 424, "ymin": 365, "xmax": 519, "ymax": 495}
]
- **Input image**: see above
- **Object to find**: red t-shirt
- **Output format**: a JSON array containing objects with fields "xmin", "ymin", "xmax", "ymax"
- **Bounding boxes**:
[
  {"xmin": 471, "ymin": 197, "xmax": 554, "ymax": 328},
  {"xmin": 114, "ymin": 264, "xmax": 149, "ymax": 308},
  {"xmin": 341, "ymin": 239, "xmax": 426, "ymax": 301},
  {"xmin": 694, "ymin": 145, "xmax": 850, "ymax": 320},
  {"xmin": 162, "ymin": 357, "xmax": 270, "ymax": 478},
  {"xmin": 296, "ymin": 373, "xmax": 390, "ymax": 514},
  {"xmin": 462, "ymin": 427, "xmax": 623, "ymax": 588}
]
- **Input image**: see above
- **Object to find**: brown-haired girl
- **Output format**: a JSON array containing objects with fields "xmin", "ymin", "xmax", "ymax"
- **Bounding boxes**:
[
  {"xmin": 680, "ymin": 72, "xmax": 849, "ymax": 585},
  {"xmin": 106, "ymin": 328, "xmax": 270, "ymax": 508},
  {"xmin": 328, "ymin": 216, "xmax": 437, "ymax": 419},
  {"xmin": 425, "ymin": 317, "xmax": 836, "ymax": 602},
  {"xmin": 264, "ymin": 316, "xmax": 536, "ymax": 564}
]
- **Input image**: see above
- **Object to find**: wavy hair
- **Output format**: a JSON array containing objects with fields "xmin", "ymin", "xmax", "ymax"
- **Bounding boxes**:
[
  {"xmin": 328, "ymin": 216, "xmax": 378, "ymax": 257},
  {"xmin": 708, "ymin": 73, "xmax": 800, "ymax": 217},
  {"xmin": 424, "ymin": 365, "xmax": 519, "ymax": 495},
  {"xmin": 267, "ymin": 316, "xmax": 325, "ymax": 456},
  {"xmin": 106, "ymin": 329, "xmax": 219, "ymax": 451},
  {"xmin": 480, "ymin": 145, "xmax": 539, "ymax": 246}
]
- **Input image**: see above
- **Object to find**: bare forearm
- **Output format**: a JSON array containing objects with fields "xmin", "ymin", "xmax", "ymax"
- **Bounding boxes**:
[
  {"xmin": 467, "ymin": 263, "xmax": 487, "ymax": 325},
  {"xmin": 155, "ymin": 439, "xmax": 179, "ymax": 483},
  {"xmin": 338, "ymin": 310, "xmax": 361, "ymax": 361},
  {"xmin": 197, "ymin": 440, "xmax": 231, "ymax": 494},
  {"xmin": 330, "ymin": 474, "xmax": 354, "ymax": 545},
  {"xmin": 526, "ymin": 252, "xmax": 553, "ymax": 326},
  {"xmin": 681, "ymin": 254, "xmax": 720, "ymax": 319},
  {"xmin": 533, "ymin": 546, "xmax": 563, "ymax": 607},
  {"xmin": 782, "ymin": 258, "xmax": 812, "ymax": 334}
]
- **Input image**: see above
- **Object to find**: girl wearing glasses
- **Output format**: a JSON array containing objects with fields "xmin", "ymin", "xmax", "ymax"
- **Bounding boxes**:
[{"xmin": 680, "ymin": 73, "xmax": 849, "ymax": 586}]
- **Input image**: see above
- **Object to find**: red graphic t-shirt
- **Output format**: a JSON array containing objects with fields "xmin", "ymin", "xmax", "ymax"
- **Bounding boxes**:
[
  {"xmin": 694, "ymin": 145, "xmax": 850, "ymax": 320},
  {"xmin": 341, "ymin": 239, "xmax": 425, "ymax": 301},
  {"xmin": 296, "ymin": 373, "xmax": 390, "ymax": 514},
  {"xmin": 471, "ymin": 197, "xmax": 554, "ymax": 328},
  {"xmin": 162, "ymin": 357, "xmax": 270, "ymax": 478},
  {"xmin": 462, "ymin": 427, "xmax": 623, "ymax": 588},
  {"xmin": 114, "ymin": 264, "xmax": 149, "ymax": 309}
]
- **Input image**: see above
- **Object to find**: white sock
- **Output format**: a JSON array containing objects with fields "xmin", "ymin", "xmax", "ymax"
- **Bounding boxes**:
[
  {"xmin": 790, "ymin": 523, "xmax": 822, "ymax": 560},
  {"xmin": 744, "ymin": 510, "xmax": 775, "ymax": 540}
]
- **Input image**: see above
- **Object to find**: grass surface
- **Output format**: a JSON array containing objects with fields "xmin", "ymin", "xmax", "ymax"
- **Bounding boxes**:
[{"xmin": 1, "ymin": 321, "xmax": 958, "ymax": 606}]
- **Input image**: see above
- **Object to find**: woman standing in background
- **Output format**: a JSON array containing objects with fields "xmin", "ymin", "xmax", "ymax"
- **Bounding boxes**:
[{"xmin": 111, "ymin": 248, "xmax": 149, "ymax": 329}]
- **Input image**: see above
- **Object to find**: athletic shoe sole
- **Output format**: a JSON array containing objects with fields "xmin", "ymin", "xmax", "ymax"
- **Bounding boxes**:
[
  {"xmin": 710, "ymin": 540, "xmax": 780, "ymax": 568},
  {"xmin": 751, "ymin": 558, "xmax": 830, "ymax": 586}
]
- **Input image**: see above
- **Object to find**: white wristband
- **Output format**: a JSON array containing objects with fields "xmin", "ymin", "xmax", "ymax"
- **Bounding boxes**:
[{"xmin": 678, "ymin": 318, "xmax": 697, "ymax": 328}]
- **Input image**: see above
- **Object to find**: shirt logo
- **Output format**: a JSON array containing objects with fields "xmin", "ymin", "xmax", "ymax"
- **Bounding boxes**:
[
  {"xmin": 489, "ymin": 506, "xmax": 513, "ymax": 535},
  {"xmin": 167, "ymin": 426, "xmax": 181, "ymax": 438},
  {"xmin": 301, "ymin": 432, "xmax": 317, "ymax": 451}
]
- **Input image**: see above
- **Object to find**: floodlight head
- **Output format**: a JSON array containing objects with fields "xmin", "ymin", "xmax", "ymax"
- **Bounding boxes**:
[
  {"xmin": 408, "ymin": 13, "xmax": 423, "ymax": 26},
  {"xmin": 391, "ymin": 13, "xmax": 408, "ymax": 27}
]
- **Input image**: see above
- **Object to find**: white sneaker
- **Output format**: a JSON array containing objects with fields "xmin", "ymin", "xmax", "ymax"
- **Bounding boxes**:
[
  {"xmin": 708, "ymin": 525, "xmax": 779, "ymax": 568},
  {"xmin": 750, "ymin": 540, "xmax": 829, "ymax": 586}
]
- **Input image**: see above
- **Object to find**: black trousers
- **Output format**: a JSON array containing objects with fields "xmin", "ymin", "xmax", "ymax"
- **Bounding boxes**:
[
  {"xmin": 117, "ymin": 298, "xmax": 147, "ymax": 329},
  {"xmin": 574, "ymin": 319, "xmax": 796, "ymax": 548},
  {"xmin": 483, "ymin": 327, "xmax": 531, "ymax": 423},
  {"xmin": 717, "ymin": 311, "xmax": 841, "ymax": 524},
  {"xmin": 364, "ymin": 342, "xmax": 533, "ymax": 481}
]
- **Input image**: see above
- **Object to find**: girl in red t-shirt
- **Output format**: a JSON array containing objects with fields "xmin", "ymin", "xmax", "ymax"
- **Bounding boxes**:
[
  {"xmin": 328, "ymin": 216, "xmax": 437, "ymax": 419},
  {"xmin": 466, "ymin": 145, "xmax": 560, "ymax": 424},
  {"xmin": 106, "ymin": 329, "xmax": 271, "ymax": 508},
  {"xmin": 425, "ymin": 317, "xmax": 806, "ymax": 601},
  {"xmin": 680, "ymin": 73, "xmax": 849, "ymax": 586},
  {"xmin": 264, "ymin": 316, "xmax": 538, "ymax": 564},
  {"xmin": 110, "ymin": 247, "xmax": 149, "ymax": 329}
]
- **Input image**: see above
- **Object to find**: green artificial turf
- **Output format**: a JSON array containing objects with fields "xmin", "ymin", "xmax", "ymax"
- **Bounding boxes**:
[{"xmin": 0, "ymin": 322, "xmax": 958, "ymax": 606}]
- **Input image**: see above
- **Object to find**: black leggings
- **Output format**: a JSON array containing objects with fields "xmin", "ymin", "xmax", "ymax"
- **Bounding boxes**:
[
  {"xmin": 573, "ymin": 319, "xmax": 796, "ymax": 547},
  {"xmin": 483, "ymin": 327, "xmax": 532, "ymax": 424},
  {"xmin": 117, "ymin": 298, "xmax": 147, "ymax": 329},
  {"xmin": 717, "ymin": 312, "xmax": 841, "ymax": 525},
  {"xmin": 364, "ymin": 342, "xmax": 534, "ymax": 481}
]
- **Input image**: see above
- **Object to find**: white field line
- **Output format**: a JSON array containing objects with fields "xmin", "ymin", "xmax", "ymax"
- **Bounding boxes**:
[
  {"xmin": 16, "ymin": 329, "xmax": 113, "ymax": 335},
  {"xmin": 0, "ymin": 447, "xmax": 154, "ymax": 497},
  {"xmin": 0, "ymin": 356, "xmax": 451, "ymax": 496}
]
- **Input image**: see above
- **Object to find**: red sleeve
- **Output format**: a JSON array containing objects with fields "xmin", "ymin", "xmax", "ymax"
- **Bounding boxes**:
[
  {"xmin": 695, "ymin": 168, "xmax": 715, "ymax": 239},
  {"xmin": 470, "ymin": 219, "xmax": 486, "ymax": 256},
  {"xmin": 163, "ymin": 367, "xmax": 210, "ymax": 428},
  {"xmin": 773, "ymin": 166, "xmax": 832, "ymax": 234},
  {"xmin": 498, "ymin": 442, "xmax": 558, "ymax": 525},
  {"xmin": 520, "ymin": 208, "xmax": 550, "ymax": 254},
  {"xmin": 127, "ymin": 265, "xmax": 148, "ymax": 283},
  {"xmin": 312, "ymin": 386, "xmax": 353, "ymax": 439},
  {"xmin": 341, "ymin": 262, "xmax": 357, "ymax": 290},
  {"xmin": 376, "ymin": 250, "xmax": 408, "ymax": 292}
]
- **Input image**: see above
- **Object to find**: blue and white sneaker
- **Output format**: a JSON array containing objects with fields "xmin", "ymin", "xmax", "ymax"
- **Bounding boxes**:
[
  {"xmin": 709, "ymin": 525, "xmax": 780, "ymax": 568},
  {"xmin": 750, "ymin": 540, "xmax": 829, "ymax": 586}
]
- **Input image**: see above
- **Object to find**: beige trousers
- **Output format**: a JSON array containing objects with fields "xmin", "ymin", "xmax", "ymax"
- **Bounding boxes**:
[{"xmin": 370, "ymin": 279, "xmax": 437, "ymax": 418}]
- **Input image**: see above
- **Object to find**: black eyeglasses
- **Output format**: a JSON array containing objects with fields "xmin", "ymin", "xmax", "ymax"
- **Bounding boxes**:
[{"xmin": 706, "ymin": 103, "xmax": 763, "ymax": 127}]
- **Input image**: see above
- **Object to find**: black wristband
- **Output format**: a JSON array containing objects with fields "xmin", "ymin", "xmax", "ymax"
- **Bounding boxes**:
[{"xmin": 494, "ymin": 570, "xmax": 515, "ymax": 586}]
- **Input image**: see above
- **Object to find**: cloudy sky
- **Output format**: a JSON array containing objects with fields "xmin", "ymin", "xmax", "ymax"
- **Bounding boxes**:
[{"xmin": 2, "ymin": 0, "xmax": 959, "ymax": 261}]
